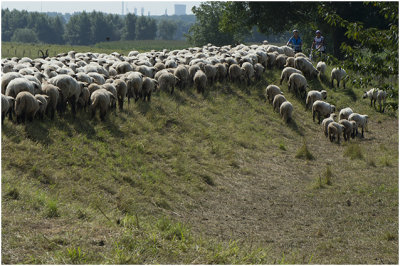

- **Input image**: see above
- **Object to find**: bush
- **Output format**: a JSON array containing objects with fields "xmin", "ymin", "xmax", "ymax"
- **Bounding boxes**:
[{"xmin": 11, "ymin": 28, "xmax": 39, "ymax": 43}]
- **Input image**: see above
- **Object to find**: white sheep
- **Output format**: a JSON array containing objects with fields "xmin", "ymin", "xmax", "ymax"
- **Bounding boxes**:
[
  {"xmin": 158, "ymin": 72, "xmax": 179, "ymax": 94},
  {"xmin": 90, "ymin": 88, "xmax": 116, "ymax": 121},
  {"xmin": 339, "ymin": 119, "xmax": 356, "ymax": 141},
  {"xmin": 312, "ymin": 100, "xmax": 336, "ymax": 124},
  {"xmin": 5, "ymin": 77, "xmax": 36, "ymax": 98},
  {"xmin": 215, "ymin": 63, "xmax": 228, "ymax": 82},
  {"xmin": 141, "ymin": 77, "xmax": 158, "ymax": 101},
  {"xmin": 87, "ymin": 72, "xmax": 106, "ymax": 85},
  {"xmin": 273, "ymin": 94, "xmax": 287, "ymax": 112},
  {"xmin": 348, "ymin": 113, "xmax": 369, "ymax": 138},
  {"xmin": 48, "ymin": 74, "xmax": 82, "ymax": 116},
  {"xmin": 254, "ymin": 63, "xmax": 265, "ymax": 80},
  {"xmin": 280, "ymin": 67, "xmax": 302, "ymax": 85},
  {"xmin": 266, "ymin": 85, "xmax": 283, "ymax": 103},
  {"xmin": 280, "ymin": 101, "xmax": 293, "ymax": 123},
  {"xmin": 328, "ymin": 122, "xmax": 344, "ymax": 144},
  {"xmin": 229, "ymin": 64, "xmax": 245, "ymax": 84},
  {"xmin": 1, "ymin": 94, "xmax": 14, "ymax": 123},
  {"xmin": 331, "ymin": 67, "xmax": 347, "ymax": 89},
  {"xmin": 194, "ymin": 70, "xmax": 207, "ymax": 94},
  {"xmin": 363, "ymin": 88, "xmax": 387, "ymax": 112},
  {"xmin": 294, "ymin": 57, "xmax": 318, "ymax": 78},
  {"xmin": 1, "ymin": 72, "xmax": 23, "ymax": 94},
  {"xmin": 288, "ymin": 73, "xmax": 307, "ymax": 98},
  {"xmin": 41, "ymin": 82, "xmax": 60, "ymax": 120},
  {"xmin": 14, "ymin": 91, "xmax": 42, "ymax": 123},
  {"xmin": 113, "ymin": 79, "xmax": 127, "ymax": 110},
  {"xmin": 125, "ymin": 72, "xmax": 143, "ymax": 104},
  {"xmin": 338, "ymin": 107, "xmax": 353, "ymax": 120},
  {"xmin": 284, "ymin": 57, "xmax": 295, "ymax": 68},
  {"xmin": 34, "ymin": 94, "xmax": 50, "ymax": 119},
  {"xmin": 305, "ymin": 90, "xmax": 327, "ymax": 109},
  {"xmin": 174, "ymin": 65, "xmax": 190, "ymax": 90},
  {"xmin": 241, "ymin": 62, "xmax": 255, "ymax": 85},
  {"xmin": 321, "ymin": 113, "xmax": 337, "ymax": 137},
  {"xmin": 316, "ymin": 61, "xmax": 327, "ymax": 77}
]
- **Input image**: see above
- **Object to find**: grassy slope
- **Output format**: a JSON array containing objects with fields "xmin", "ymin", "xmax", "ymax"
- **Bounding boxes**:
[
  {"xmin": 1, "ymin": 40, "xmax": 188, "ymax": 58},
  {"xmin": 2, "ymin": 64, "xmax": 398, "ymax": 264}
]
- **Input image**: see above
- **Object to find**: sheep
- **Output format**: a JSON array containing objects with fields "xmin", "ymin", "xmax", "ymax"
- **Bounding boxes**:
[
  {"xmin": 194, "ymin": 70, "xmax": 207, "ymax": 94},
  {"xmin": 90, "ymin": 88, "xmax": 116, "ymax": 121},
  {"xmin": 338, "ymin": 107, "xmax": 353, "ymax": 120},
  {"xmin": 154, "ymin": 62, "xmax": 166, "ymax": 71},
  {"xmin": 280, "ymin": 101, "xmax": 293, "ymax": 123},
  {"xmin": 331, "ymin": 67, "xmax": 347, "ymax": 89},
  {"xmin": 34, "ymin": 94, "xmax": 50, "ymax": 119},
  {"xmin": 174, "ymin": 65, "xmax": 190, "ymax": 90},
  {"xmin": 87, "ymin": 72, "xmax": 106, "ymax": 85},
  {"xmin": 125, "ymin": 72, "xmax": 143, "ymax": 104},
  {"xmin": 102, "ymin": 83, "xmax": 118, "ymax": 109},
  {"xmin": 241, "ymin": 62, "xmax": 255, "ymax": 85},
  {"xmin": 288, "ymin": 73, "xmax": 307, "ymax": 98},
  {"xmin": 14, "ymin": 91, "xmax": 42, "ymax": 123},
  {"xmin": 266, "ymin": 85, "xmax": 283, "ymax": 104},
  {"xmin": 254, "ymin": 63, "xmax": 265, "ymax": 80},
  {"xmin": 158, "ymin": 72, "xmax": 179, "ymax": 95},
  {"xmin": 321, "ymin": 113, "xmax": 337, "ymax": 137},
  {"xmin": 76, "ymin": 72, "xmax": 94, "ymax": 84},
  {"xmin": 266, "ymin": 53, "xmax": 276, "ymax": 68},
  {"xmin": 305, "ymin": 90, "xmax": 327, "ymax": 109},
  {"xmin": 141, "ymin": 77, "xmax": 158, "ymax": 101},
  {"xmin": 1, "ymin": 72, "xmax": 23, "ymax": 94},
  {"xmin": 113, "ymin": 79, "xmax": 127, "ymax": 110},
  {"xmin": 273, "ymin": 94, "xmax": 287, "ymax": 112},
  {"xmin": 339, "ymin": 119, "xmax": 356, "ymax": 141},
  {"xmin": 1, "ymin": 94, "xmax": 14, "ymax": 123},
  {"xmin": 228, "ymin": 64, "xmax": 245, "ymax": 84},
  {"xmin": 88, "ymin": 83, "xmax": 102, "ymax": 95},
  {"xmin": 312, "ymin": 100, "xmax": 336, "ymax": 124},
  {"xmin": 316, "ymin": 61, "xmax": 327, "ymax": 77},
  {"xmin": 41, "ymin": 82, "xmax": 60, "ymax": 120},
  {"xmin": 204, "ymin": 64, "xmax": 218, "ymax": 85},
  {"xmin": 328, "ymin": 122, "xmax": 344, "ymax": 143},
  {"xmin": 280, "ymin": 67, "xmax": 302, "ymax": 85},
  {"xmin": 348, "ymin": 113, "xmax": 368, "ymax": 138},
  {"xmin": 5, "ymin": 77, "xmax": 36, "ymax": 98},
  {"xmin": 294, "ymin": 57, "xmax": 318, "ymax": 78},
  {"xmin": 77, "ymin": 86, "xmax": 90, "ymax": 112},
  {"xmin": 215, "ymin": 63, "xmax": 228, "ymax": 82},
  {"xmin": 137, "ymin": 65, "xmax": 156, "ymax": 78},
  {"xmin": 281, "ymin": 46, "xmax": 295, "ymax": 57},
  {"xmin": 48, "ymin": 74, "xmax": 82, "ymax": 116},
  {"xmin": 116, "ymin": 62, "xmax": 133, "ymax": 74},
  {"xmin": 363, "ymin": 88, "xmax": 387, "ymax": 112},
  {"xmin": 284, "ymin": 57, "xmax": 295, "ymax": 68},
  {"xmin": 275, "ymin": 54, "xmax": 288, "ymax": 69}
]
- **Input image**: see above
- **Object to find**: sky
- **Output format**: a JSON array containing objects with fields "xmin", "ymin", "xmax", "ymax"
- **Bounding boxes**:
[{"xmin": 1, "ymin": 0, "xmax": 202, "ymax": 16}]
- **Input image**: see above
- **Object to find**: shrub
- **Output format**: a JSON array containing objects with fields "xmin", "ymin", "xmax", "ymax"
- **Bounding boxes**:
[{"xmin": 344, "ymin": 144, "xmax": 363, "ymax": 160}]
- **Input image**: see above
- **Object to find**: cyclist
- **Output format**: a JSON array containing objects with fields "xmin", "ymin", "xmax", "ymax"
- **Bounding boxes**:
[
  {"xmin": 312, "ymin": 30, "xmax": 326, "ymax": 54},
  {"xmin": 286, "ymin": 29, "xmax": 303, "ymax": 53}
]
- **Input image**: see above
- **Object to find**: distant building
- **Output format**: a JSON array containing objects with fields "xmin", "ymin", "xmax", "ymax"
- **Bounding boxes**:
[
  {"xmin": 174, "ymin": 4, "xmax": 186, "ymax": 15},
  {"xmin": 164, "ymin": 8, "xmax": 168, "ymax": 16},
  {"xmin": 141, "ymin": 7, "xmax": 144, "ymax": 16},
  {"xmin": 148, "ymin": 11, "xmax": 150, "ymax": 16},
  {"xmin": 134, "ymin": 7, "xmax": 137, "ymax": 15}
]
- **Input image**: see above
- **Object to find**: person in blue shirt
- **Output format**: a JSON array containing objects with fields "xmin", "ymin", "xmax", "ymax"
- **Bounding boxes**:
[{"xmin": 286, "ymin": 29, "xmax": 302, "ymax": 53}]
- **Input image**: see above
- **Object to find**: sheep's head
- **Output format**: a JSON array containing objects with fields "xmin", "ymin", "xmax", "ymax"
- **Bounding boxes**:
[
  {"xmin": 331, "ymin": 105, "xmax": 336, "ymax": 113},
  {"xmin": 321, "ymin": 90, "xmax": 327, "ymax": 99},
  {"xmin": 362, "ymin": 91, "xmax": 368, "ymax": 99}
]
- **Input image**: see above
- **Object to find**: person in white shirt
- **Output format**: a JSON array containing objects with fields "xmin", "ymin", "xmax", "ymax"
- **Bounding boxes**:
[{"xmin": 312, "ymin": 30, "xmax": 326, "ymax": 53}]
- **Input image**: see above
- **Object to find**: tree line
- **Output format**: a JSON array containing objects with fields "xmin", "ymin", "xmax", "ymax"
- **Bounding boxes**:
[{"xmin": 1, "ymin": 8, "xmax": 194, "ymax": 45}]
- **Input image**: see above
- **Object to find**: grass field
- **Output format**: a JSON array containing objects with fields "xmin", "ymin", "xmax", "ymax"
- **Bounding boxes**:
[
  {"xmin": 1, "ymin": 40, "xmax": 189, "ymax": 58},
  {"xmin": 1, "ymin": 52, "xmax": 398, "ymax": 263}
]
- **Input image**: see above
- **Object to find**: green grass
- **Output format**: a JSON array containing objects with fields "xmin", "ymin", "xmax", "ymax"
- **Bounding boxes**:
[
  {"xmin": 2, "ymin": 50, "xmax": 398, "ymax": 264},
  {"xmin": 1, "ymin": 40, "xmax": 188, "ymax": 58},
  {"xmin": 295, "ymin": 140, "xmax": 314, "ymax": 160}
]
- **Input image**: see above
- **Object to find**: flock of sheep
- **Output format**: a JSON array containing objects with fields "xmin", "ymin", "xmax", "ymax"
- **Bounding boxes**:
[{"xmin": 1, "ymin": 42, "xmax": 385, "ymax": 144}]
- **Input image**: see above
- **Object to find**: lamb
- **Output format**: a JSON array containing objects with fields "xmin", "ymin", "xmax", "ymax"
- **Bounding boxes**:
[
  {"xmin": 1, "ymin": 72, "xmax": 23, "ymax": 94},
  {"xmin": 241, "ymin": 62, "xmax": 255, "ymax": 85},
  {"xmin": 194, "ymin": 70, "xmax": 207, "ymax": 94},
  {"xmin": 280, "ymin": 67, "xmax": 302, "ymax": 85},
  {"xmin": 294, "ymin": 57, "xmax": 318, "ymax": 78},
  {"xmin": 254, "ymin": 63, "xmax": 265, "ymax": 80},
  {"xmin": 339, "ymin": 119, "xmax": 356, "ymax": 141},
  {"xmin": 141, "ymin": 77, "xmax": 158, "ymax": 101},
  {"xmin": 90, "ymin": 88, "xmax": 116, "ymax": 121},
  {"xmin": 174, "ymin": 65, "xmax": 190, "ymax": 90},
  {"xmin": 312, "ymin": 100, "xmax": 336, "ymax": 124},
  {"xmin": 1, "ymin": 94, "xmax": 14, "ymax": 123},
  {"xmin": 348, "ymin": 113, "xmax": 368, "ymax": 138},
  {"xmin": 34, "ymin": 94, "xmax": 50, "ymax": 119},
  {"xmin": 158, "ymin": 72, "xmax": 179, "ymax": 94},
  {"xmin": 321, "ymin": 113, "xmax": 337, "ymax": 137},
  {"xmin": 316, "ymin": 61, "xmax": 327, "ymax": 77},
  {"xmin": 113, "ymin": 79, "xmax": 127, "ymax": 110},
  {"xmin": 331, "ymin": 67, "xmax": 347, "ymax": 89},
  {"xmin": 41, "ymin": 82, "xmax": 60, "ymax": 120},
  {"xmin": 273, "ymin": 94, "xmax": 287, "ymax": 112},
  {"xmin": 328, "ymin": 122, "xmax": 344, "ymax": 144},
  {"xmin": 280, "ymin": 101, "xmax": 293, "ymax": 123},
  {"xmin": 288, "ymin": 73, "xmax": 307, "ymax": 98},
  {"xmin": 228, "ymin": 64, "xmax": 245, "ymax": 84},
  {"xmin": 305, "ymin": 90, "xmax": 327, "ymax": 109},
  {"xmin": 266, "ymin": 85, "xmax": 283, "ymax": 103},
  {"xmin": 14, "ymin": 91, "xmax": 42, "ymax": 123},
  {"xmin": 338, "ymin": 107, "xmax": 353, "ymax": 120}
]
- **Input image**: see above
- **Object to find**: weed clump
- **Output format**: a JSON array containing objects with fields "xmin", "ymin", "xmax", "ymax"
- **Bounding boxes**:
[
  {"xmin": 5, "ymin": 188, "xmax": 20, "ymax": 200},
  {"xmin": 295, "ymin": 141, "xmax": 314, "ymax": 160},
  {"xmin": 45, "ymin": 199, "xmax": 59, "ymax": 218},
  {"xmin": 344, "ymin": 144, "xmax": 363, "ymax": 160}
]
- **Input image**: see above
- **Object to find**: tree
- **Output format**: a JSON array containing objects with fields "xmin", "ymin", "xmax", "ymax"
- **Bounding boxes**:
[
  {"xmin": 11, "ymin": 28, "xmax": 39, "ymax": 43},
  {"xmin": 64, "ymin": 12, "xmax": 92, "ymax": 45},
  {"xmin": 122, "ymin": 13, "xmax": 137, "ymax": 40},
  {"xmin": 158, "ymin": 19, "xmax": 177, "ymax": 40},
  {"xmin": 186, "ymin": 2, "xmax": 236, "ymax": 46},
  {"xmin": 90, "ymin": 11, "xmax": 113, "ymax": 43},
  {"xmin": 136, "ymin": 16, "xmax": 157, "ymax": 40}
]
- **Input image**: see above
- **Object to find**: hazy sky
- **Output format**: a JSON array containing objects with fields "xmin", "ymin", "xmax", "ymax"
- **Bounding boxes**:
[{"xmin": 1, "ymin": 1, "xmax": 202, "ymax": 15}]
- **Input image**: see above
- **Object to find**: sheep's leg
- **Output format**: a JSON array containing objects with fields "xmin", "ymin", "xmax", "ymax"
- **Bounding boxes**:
[
  {"xmin": 8, "ymin": 109, "xmax": 12, "ymax": 121},
  {"xmin": 370, "ymin": 98, "xmax": 373, "ymax": 107},
  {"xmin": 100, "ymin": 109, "xmax": 106, "ymax": 121},
  {"xmin": 361, "ymin": 127, "xmax": 364, "ymax": 138},
  {"xmin": 70, "ymin": 98, "xmax": 76, "ymax": 118},
  {"xmin": 337, "ymin": 79, "xmax": 340, "ymax": 88}
]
